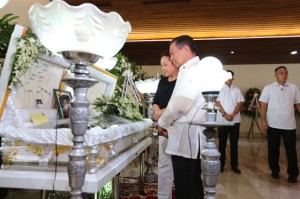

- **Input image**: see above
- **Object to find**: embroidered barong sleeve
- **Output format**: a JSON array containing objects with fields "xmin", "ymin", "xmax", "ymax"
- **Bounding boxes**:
[
  {"xmin": 158, "ymin": 96, "xmax": 195, "ymax": 129},
  {"xmin": 158, "ymin": 66, "xmax": 202, "ymax": 129}
]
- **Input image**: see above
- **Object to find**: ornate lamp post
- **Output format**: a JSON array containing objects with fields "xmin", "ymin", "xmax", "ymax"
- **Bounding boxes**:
[
  {"xmin": 191, "ymin": 92, "xmax": 232, "ymax": 199},
  {"xmin": 143, "ymin": 92, "xmax": 158, "ymax": 182},
  {"xmin": 190, "ymin": 57, "xmax": 232, "ymax": 199},
  {"xmin": 135, "ymin": 78, "xmax": 160, "ymax": 182},
  {"xmin": 29, "ymin": 1, "xmax": 131, "ymax": 198},
  {"xmin": 61, "ymin": 52, "xmax": 99, "ymax": 198}
]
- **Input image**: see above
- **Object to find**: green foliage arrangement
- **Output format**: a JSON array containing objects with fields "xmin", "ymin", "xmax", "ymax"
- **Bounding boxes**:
[
  {"xmin": 0, "ymin": 13, "xmax": 19, "ymax": 74},
  {"xmin": 242, "ymin": 87, "xmax": 261, "ymax": 117},
  {"xmin": 0, "ymin": 13, "xmax": 19, "ymax": 61}
]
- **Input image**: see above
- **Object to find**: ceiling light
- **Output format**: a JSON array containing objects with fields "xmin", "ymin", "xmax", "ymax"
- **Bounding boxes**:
[{"xmin": 291, "ymin": 51, "xmax": 298, "ymax": 55}]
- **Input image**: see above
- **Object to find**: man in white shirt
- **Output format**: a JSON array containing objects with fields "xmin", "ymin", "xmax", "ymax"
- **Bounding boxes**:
[
  {"xmin": 259, "ymin": 66, "xmax": 300, "ymax": 183},
  {"xmin": 216, "ymin": 70, "xmax": 244, "ymax": 174},
  {"xmin": 158, "ymin": 35, "xmax": 206, "ymax": 199}
]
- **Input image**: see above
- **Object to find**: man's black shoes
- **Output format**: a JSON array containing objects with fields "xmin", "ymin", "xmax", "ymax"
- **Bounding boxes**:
[
  {"xmin": 288, "ymin": 176, "xmax": 297, "ymax": 183},
  {"xmin": 231, "ymin": 167, "xmax": 241, "ymax": 174},
  {"xmin": 271, "ymin": 173, "xmax": 297, "ymax": 183},
  {"xmin": 271, "ymin": 172, "xmax": 279, "ymax": 179}
]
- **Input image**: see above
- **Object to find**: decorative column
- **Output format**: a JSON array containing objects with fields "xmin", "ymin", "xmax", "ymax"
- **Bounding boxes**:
[{"xmin": 61, "ymin": 51, "xmax": 99, "ymax": 199}]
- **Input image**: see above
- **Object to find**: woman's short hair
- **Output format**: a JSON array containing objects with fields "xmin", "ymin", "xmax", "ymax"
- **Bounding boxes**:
[{"xmin": 161, "ymin": 50, "xmax": 170, "ymax": 58}]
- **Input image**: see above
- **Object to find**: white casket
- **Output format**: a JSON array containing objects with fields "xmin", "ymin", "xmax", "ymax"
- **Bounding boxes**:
[{"xmin": 0, "ymin": 25, "xmax": 152, "ymax": 175}]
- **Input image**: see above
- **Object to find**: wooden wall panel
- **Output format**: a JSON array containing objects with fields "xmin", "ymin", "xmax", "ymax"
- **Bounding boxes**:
[
  {"xmin": 64, "ymin": 0, "xmax": 300, "ymax": 65},
  {"xmin": 65, "ymin": 0, "xmax": 300, "ymax": 40}
]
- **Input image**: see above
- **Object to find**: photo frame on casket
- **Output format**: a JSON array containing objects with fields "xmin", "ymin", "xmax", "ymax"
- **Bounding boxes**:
[{"xmin": 53, "ymin": 89, "xmax": 72, "ymax": 119}]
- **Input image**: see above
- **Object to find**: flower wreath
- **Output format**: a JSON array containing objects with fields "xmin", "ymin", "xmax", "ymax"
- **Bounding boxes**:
[
  {"xmin": 242, "ymin": 87, "xmax": 261, "ymax": 117},
  {"xmin": 93, "ymin": 53, "xmax": 151, "ymax": 121},
  {"xmin": 108, "ymin": 53, "xmax": 151, "ymax": 97}
]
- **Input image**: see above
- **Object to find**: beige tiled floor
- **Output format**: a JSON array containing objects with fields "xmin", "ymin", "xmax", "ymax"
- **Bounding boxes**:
[
  {"xmin": 2, "ymin": 136, "xmax": 300, "ymax": 199},
  {"xmin": 217, "ymin": 136, "xmax": 300, "ymax": 199}
]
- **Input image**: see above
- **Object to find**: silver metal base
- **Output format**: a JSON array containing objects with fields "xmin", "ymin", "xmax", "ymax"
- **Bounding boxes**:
[
  {"xmin": 61, "ymin": 51, "xmax": 99, "ymax": 199},
  {"xmin": 201, "ymin": 127, "xmax": 220, "ymax": 199},
  {"xmin": 191, "ymin": 119, "xmax": 233, "ymax": 198},
  {"xmin": 144, "ymin": 143, "xmax": 158, "ymax": 183}
]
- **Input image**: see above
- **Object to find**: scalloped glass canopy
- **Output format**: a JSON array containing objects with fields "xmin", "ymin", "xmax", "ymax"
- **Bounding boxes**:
[{"xmin": 28, "ymin": 0, "xmax": 131, "ymax": 58}]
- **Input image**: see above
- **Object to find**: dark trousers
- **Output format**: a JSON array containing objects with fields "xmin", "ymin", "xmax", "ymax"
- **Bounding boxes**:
[
  {"xmin": 218, "ymin": 123, "xmax": 240, "ymax": 169},
  {"xmin": 171, "ymin": 154, "xmax": 204, "ymax": 199},
  {"xmin": 267, "ymin": 127, "xmax": 299, "ymax": 177}
]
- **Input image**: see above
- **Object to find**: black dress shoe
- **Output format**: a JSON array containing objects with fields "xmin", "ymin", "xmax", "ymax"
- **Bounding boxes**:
[
  {"xmin": 288, "ymin": 176, "xmax": 297, "ymax": 183},
  {"xmin": 271, "ymin": 173, "xmax": 279, "ymax": 179},
  {"xmin": 232, "ymin": 167, "xmax": 241, "ymax": 174}
]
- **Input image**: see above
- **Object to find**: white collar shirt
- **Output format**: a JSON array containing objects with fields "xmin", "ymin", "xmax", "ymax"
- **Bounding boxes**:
[
  {"xmin": 216, "ymin": 84, "xmax": 244, "ymax": 123},
  {"xmin": 259, "ymin": 81, "xmax": 300, "ymax": 129},
  {"xmin": 158, "ymin": 56, "xmax": 207, "ymax": 159}
]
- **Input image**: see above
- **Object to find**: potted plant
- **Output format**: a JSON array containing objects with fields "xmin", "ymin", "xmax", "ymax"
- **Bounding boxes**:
[{"xmin": 0, "ymin": 13, "xmax": 19, "ymax": 71}]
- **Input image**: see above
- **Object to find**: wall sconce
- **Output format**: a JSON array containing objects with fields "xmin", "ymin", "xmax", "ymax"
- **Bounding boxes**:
[{"xmin": 28, "ymin": 0, "xmax": 131, "ymax": 198}]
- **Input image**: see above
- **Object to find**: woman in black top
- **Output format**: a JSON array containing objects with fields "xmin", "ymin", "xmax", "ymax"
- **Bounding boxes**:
[{"xmin": 153, "ymin": 51, "xmax": 178, "ymax": 199}]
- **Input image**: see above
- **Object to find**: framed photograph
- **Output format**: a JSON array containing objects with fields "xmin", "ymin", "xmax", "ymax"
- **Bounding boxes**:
[
  {"xmin": 36, "ymin": 99, "xmax": 44, "ymax": 108},
  {"xmin": 53, "ymin": 89, "xmax": 72, "ymax": 119}
]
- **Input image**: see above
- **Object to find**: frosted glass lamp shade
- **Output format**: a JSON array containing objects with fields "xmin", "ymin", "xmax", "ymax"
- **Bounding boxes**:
[
  {"xmin": 28, "ymin": 0, "xmax": 131, "ymax": 58},
  {"xmin": 198, "ymin": 56, "xmax": 232, "ymax": 92},
  {"xmin": 94, "ymin": 57, "xmax": 117, "ymax": 70},
  {"xmin": 0, "ymin": 0, "xmax": 9, "ymax": 8},
  {"xmin": 135, "ymin": 78, "xmax": 160, "ymax": 94}
]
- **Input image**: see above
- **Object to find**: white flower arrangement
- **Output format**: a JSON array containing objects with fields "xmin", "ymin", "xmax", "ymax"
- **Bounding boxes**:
[
  {"xmin": 9, "ymin": 31, "xmax": 51, "ymax": 89},
  {"xmin": 93, "ymin": 95, "xmax": 143, "ymax": 121}
]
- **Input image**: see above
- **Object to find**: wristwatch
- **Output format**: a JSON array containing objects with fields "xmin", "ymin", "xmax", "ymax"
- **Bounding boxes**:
[{"xmin": 222, "ymin": 111, "xmax": 227, "ymax": 117}]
